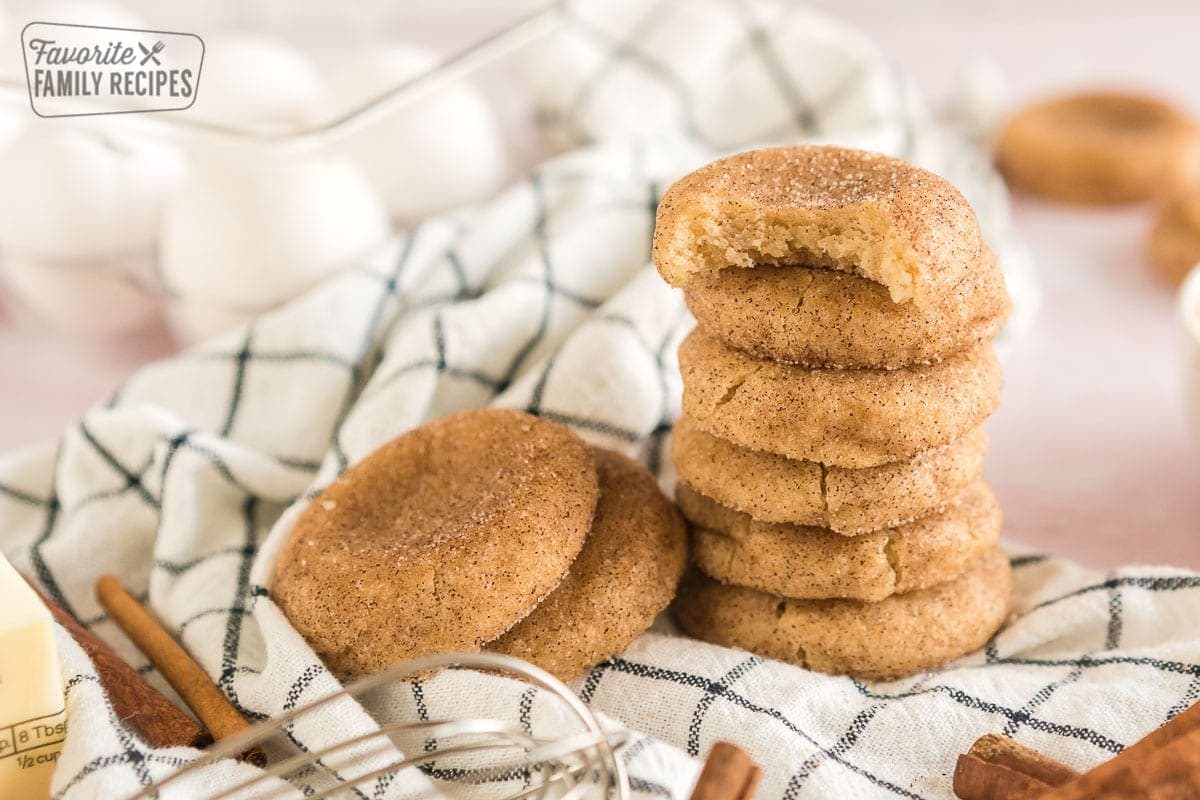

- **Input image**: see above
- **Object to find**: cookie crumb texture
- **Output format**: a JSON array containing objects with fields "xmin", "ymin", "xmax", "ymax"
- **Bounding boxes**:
[
  {"xmin": 672, "ymin": 418, "xmax": 987, "ymax": 534},
  {"xmin": 653, "ymin": 145, "xmax": 983, "ymax": 307},
  {"xmin": 273, "ymin": 408, "xmax": 599, "ymax": 677},
  {"xmin": 679, "ymin": 329, "xmax": 1002, "ymax": 468},
  {"xmin": 490, "ymin": 448, "xmax": 687, "ymax": 680},
  {"xmin": 681, "ymin": 478, "xmax": 1001, "ymax": 602},
  {"xmin": 673, "ymin": 548, "xmax": 1012, "ymax": 680}
]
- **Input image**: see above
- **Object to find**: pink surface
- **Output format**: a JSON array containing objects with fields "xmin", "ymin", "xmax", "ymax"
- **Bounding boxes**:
[
  {"xmin": 0, "ymin": 299, "xmax": 176, "ymax": 448},
  {"xmin": 985, "ymin": 202, "xmax": 1200, "ymax": 569},
  {"xmin": 2, "ymin": 8, "xmax": 1199, "ymax": 569}
]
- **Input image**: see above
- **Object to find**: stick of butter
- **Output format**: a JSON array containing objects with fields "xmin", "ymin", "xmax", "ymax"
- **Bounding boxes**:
[{"xmin": 0, "ymin": 555, "xmax": 67, "ymax": 799}]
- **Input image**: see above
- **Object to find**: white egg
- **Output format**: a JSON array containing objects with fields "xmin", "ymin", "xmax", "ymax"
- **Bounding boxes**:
[
  {"xmin": 0, "ymin": 126, "xmax": 178, "ymax": 335},
  {"xmin": 329, "ymin": 44, "xmax": 507, "ymax": 223},
  {"xmin": 164, "ymin": 297, "xmax": 258, "ymax": 345},
  {"xmin": 0, "ymin": 111, "xmax": 20, "ymax": 151},
  {"xmin": 3, "ymin": 0, "xmax": 147, "ymax": 80},
  {"xmin": 0, "ymin": 2, "xmax": 19, "ymax": 80},
  {"xmin": 186, "ymin": 33, "xmax": 325, "ymax": 132},
  {"xmin": 160, "ymin": 156, "xmax": 390, "ymax": 318},
  {"xmin": 0, "ymin": 127, "xmax": 183, "ymax": 259},
  {"xmin": 1, "ymin": 250, "xmax": 159, "ymax": 335},
  {"xmin": 31, "ymin": 0, "xmax": 145, "ymax": 29}
]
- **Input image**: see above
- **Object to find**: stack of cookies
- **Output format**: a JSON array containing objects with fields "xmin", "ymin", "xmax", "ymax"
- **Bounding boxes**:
[{"xmin": 654, "ymin": 146, "xmax": 1014, "ymax": 680}]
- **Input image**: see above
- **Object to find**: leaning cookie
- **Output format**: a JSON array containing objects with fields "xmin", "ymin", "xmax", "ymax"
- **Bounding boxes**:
[
  {"xmin": 679, "ymin": 329, "xmax": 1002, "ymax": 468},
  {"xmin": 653, "ymin": 145, "xmax": 983, "ymax": 307},
  {"xmin": 673, "ymin": 548, "xmax": 1012, "ymax": 680},
  {"xmin": 997, "ymin": 91, "xmax": 1200, "ymax": 205},
  {"xmin": 683, "ymin": 251, "xmax": 1010, "ymax": 369},
  {"xmin": 1149, "ymin": 190, "xmax": 1200, "ymax": 286},
  {"xmin": 489, "ymin": 448, "xmax": 687, "ymax": 680},
  {"xmin": 672, "ymin": 417, "xmax": 986, "ymax": 534},
  {"xmin": 273, "ymin": 408, "xmax": 598, "ymax": 677},
  {"xmin": 680, "ymin": 479, "xmax": 1001, "ymax": 602}
]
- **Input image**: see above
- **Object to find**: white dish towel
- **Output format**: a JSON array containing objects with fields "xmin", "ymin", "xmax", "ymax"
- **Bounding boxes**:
[{"xmin": 3, "ymin": 1, "xmax": 1196, "ymax": 798}]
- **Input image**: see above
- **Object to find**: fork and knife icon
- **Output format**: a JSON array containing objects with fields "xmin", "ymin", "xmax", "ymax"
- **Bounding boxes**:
[{"xmin": 137, "ymin": 41, "xmax": 165, "ymax": 66}]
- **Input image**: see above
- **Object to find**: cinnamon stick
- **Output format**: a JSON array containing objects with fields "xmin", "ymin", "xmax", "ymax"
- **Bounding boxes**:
[
  {"xmin": 741, "ymin": 765, "xmax": 763, "ymax": 800},
  {"xmin": 955, "ymin": 701, "xmax": 1200, "ymax": 800},
  {"xmin": 954, "ymin": 755, "xmax": 1053, "ymax": 800},
  {"xmin": 970, "ymin": 734, "xmax": 1080, "ymax": 787},
  {"xmin": 24, "ymin": 575, "xmax": 211, "ymax": 750},
  {"xmin": 953, "ymin": 734, "xmax": 1079, "ymax": 800},
  {"xmin": 1033, "ymin": 717, "xmax": 1200, "ymax": 799},
  {"xmin": 95, "ymin": 575, "xmax": 266, "ymax": 767},
  {"xmin": 689, "ymin": 741, "xmax": 761, "ymax": 800}
]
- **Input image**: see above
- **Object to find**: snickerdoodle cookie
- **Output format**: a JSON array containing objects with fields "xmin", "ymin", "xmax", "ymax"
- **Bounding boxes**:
[
  {"xmin": 672, "ymin": 418, "xmax": 986, "ymax": 534},
  {"xmin": 679, "ymin": 329, "xmax": 1002, "ymax": 468},
  {"xmin": 274, "ymin": 408, "xmax": 598, "ymax": 677},
  {"xmin": 680, "ymin": 479, "xmax": 1000, "ymax": 602},
  {"xmin": 490, "ymin": 448, "xmax": 687, "ymax": 680},
  {"xmin": 673, "ymin": 547, "xmax": 1012, "ymax": 680},
  {"xmin": 1149, "ymin": 190, "xmax": 1200, "ymax": 285},
  {"xmin": 997, "ymin": 91, "xmax": 1200, "ymax": 205},
  {"xmin": 683, "ymin": 251, "xmax": 1010, "ymax": 369},
  {"xmin": 653, "ymin": 145, "xmax": 983, "ymax": 307}
]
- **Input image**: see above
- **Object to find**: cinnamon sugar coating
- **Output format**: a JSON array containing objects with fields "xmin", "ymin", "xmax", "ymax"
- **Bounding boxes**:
[
  {"xmin": 679, "ymin": 329, "xmax": 1002, "ymax": 468},
  {"xmin": 490, "ymin": 448, "xmax": 687, "ymax": 680},
  {"xmin": 681, "ymin": 478, "xmax": 1001, "ymax": 602},
  {"xmin": 671, "ymin": 418, "xmax": 987, "ymax": 534},
  {"xmin": 273, "ymin": 408, "xmax": 598, "ymax": 677},
  {"xmin": 684, "ymin": 250, "xmax": 1009, "ymax": 369},
  {"xmin": 673, "ymin": 547, "xmax": 1012, "ymax": 680},
  {"xmin": 653, "ymin": 145, "xmax": 983, "ymax": 307}
]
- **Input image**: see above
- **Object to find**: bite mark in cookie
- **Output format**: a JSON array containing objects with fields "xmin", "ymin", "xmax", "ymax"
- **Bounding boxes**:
[{"xmin": 653, "ymin": 145, "xmax": 983, "ymax": 307}]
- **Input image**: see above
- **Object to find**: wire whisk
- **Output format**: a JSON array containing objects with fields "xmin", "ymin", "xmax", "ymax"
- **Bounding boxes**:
[{"xmin": 124, "ymin": 652, "xmax": 631, "ymax": 800}]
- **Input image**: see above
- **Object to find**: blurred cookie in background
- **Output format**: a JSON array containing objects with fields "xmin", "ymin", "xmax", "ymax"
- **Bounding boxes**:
[
  {"xmin": 1150, "ymin": 191, "xmax": 1200, "ymax": 285},
  {"xmin": 997, "ymin": 91, "xmax": 1200, "ymax": 205}
]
